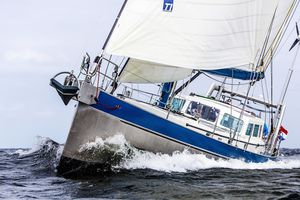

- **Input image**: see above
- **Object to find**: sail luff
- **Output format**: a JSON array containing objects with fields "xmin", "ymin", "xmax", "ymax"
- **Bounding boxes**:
[{"xmin": 102, "ymin": 0, "xmax": 128, "ymax": 50}]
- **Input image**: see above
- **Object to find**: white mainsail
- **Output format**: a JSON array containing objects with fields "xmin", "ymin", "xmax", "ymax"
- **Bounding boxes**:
[{"xmin": 105, "ymin": 0, "xmax": 297, "ymax": 83}]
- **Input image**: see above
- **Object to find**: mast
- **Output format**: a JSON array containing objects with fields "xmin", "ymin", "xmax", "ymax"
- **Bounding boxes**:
[
  {"xmin": 166, "ymin": 81, "xmax": 178, "ymax": 119},
  {"xmin": 159, "ymin": 82, "xmax": 175, "ymax": 109}
]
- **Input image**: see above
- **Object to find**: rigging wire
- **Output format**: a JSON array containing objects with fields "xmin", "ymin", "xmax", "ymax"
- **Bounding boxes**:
[
  {"xmin": 259, "ymin": 6, "xmax": 278, "ymax": 67},
  {"xmin": 263, "ymin": 75, "xmax": 271, "ymax": 105},
  {"xmin": 180, "ymin": 72, "xmax": 193, "ymax": 97},
  {"xmin": 251, "ymin": 81, "xmax": 257, "ymax": 99},
  {"xmin": 232, "ymin": 61, "xmax": 260, "ymax": 145},
  {"xmin": 233, "ymin": 0, "xmax": 295, "ymax": 147},
  {"xmin": 270, "ymin": 48, "xmax": 274, "ymax": 135},
  {"xmin": 260, "ymin": 76, "xmax": 268, "ymax": 122},
  {"xmin": 230, "ymin": 71, "xmax": 236, "ymax": 145},
  {"xmin": 262, "ymin": 0, "xmax": 300, "ymax": 71}
]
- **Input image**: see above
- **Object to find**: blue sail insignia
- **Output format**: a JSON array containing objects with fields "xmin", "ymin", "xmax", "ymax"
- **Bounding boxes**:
[{"xmin": 163, "ymin": 0, "xmax": 174, "ymax": 12}]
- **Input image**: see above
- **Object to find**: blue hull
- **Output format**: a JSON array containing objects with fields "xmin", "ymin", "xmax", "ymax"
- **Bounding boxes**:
[{"xmin": 92, "ymin": 92, "xmax": 274, "ymax": 163}]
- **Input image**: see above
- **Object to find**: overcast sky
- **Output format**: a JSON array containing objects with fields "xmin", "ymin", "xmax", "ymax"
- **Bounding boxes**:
[{"xmin": 0, "ymin": 0, "xmax": 299, "ymax": 148}]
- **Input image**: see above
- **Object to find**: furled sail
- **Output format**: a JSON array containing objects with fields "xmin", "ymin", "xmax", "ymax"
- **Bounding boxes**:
[{"xmin": 105, "ymin": 0, "xmax": 297, "ymax": 82}]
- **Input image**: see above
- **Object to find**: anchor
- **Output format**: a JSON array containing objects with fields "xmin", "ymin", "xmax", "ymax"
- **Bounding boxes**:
[{"xmin": 50, "ymin": 71, "xmax": 79, "ymax": 105}]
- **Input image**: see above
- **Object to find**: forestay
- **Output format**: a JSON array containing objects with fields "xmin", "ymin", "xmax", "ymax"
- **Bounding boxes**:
[{"xmin": 105, "ymin": 0, "xmax": 297, "ymax": 83}]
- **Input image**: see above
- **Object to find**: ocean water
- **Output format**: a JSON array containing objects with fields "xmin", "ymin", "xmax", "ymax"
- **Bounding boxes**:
[{"xmin": 0, "ymin": 135, "xmax": 300, "ymax": 200}]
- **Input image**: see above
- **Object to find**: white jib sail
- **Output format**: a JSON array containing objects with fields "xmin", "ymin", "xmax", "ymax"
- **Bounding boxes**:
[
  {"xmin": 105, "ymin": 0, "xmax": 297, "ymax": 83},
  {"xmin": 118, "ymin": 59, "xmax": 193, "ymax": 83}
]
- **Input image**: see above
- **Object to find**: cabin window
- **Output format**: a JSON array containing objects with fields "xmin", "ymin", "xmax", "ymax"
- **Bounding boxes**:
[
  {"xmin": 186, "ymin": 101, "xmax": 219, "ymax": 122},
  {"xmin": 220, "ymin": 113, "xmax": 243, "ymax": 133},
  {"xmin": 171, "ymin": 98, "xmax": 186, "ymax": 112},
  {"xmin": 253, "ymin": 124, "xmax": 260, "ymax": 137},
  {"xmin": 246, "ymin": 123, "xmax": 254, "ymax": 136}
]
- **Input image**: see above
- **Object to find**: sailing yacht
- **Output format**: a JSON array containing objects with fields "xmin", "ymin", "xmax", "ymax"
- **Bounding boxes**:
[{"xmin": 50, "ymin": 0, "xmax": 300, "ymax": 175}]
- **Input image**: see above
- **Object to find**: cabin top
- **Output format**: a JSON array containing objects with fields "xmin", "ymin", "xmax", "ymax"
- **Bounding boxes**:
[{"xmin": 171, "ymin": 93, "xmax": 266, "ymax": 140}]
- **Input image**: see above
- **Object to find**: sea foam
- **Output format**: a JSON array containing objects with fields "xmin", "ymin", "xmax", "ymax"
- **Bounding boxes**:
[
  {"xmin": 13, "ymin": 135, "xmax": 300, "ymax": 173},
  {"xmin": 78, "ymin": 134, "xmax": 300, "ymax": 172}
]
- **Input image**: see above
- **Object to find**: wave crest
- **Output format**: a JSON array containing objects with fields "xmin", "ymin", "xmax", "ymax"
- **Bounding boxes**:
[
  {"xmin": 12, "ymin": 135, "xmax": 300, "ymax": 173},
  {"xmin": 13, "ymin": 136, "xmax": 63, "ymax": 171},
  {"xmin": 78, "ymin": 134, "xmax": 300, "ymax": 172}
]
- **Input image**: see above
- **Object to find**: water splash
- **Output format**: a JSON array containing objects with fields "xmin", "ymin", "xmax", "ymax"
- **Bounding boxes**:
[
  {"xmin": 119, "ymin": 149, "xmax": 300, "ymax": 172},
  {"xmin": 11, "ymin": 135, "xmax": 300, "ymax": 173},
  {"xmin": 78, "ymin": 134, "xmax": 135, "ymax": 165},
  {"xmin": 77, "ymin": 134, "xmax": 300, "ymax": 173},
  {"xmin": 13, "ymin": 136, "xmax": 63, "ymax": 170},
  {"xmin": 13, "ymin": 136, "xmax": 62, "ymax": 156}
]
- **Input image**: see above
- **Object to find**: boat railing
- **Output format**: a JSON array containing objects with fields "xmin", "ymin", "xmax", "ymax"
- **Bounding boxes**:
[
  {"xmin": 183, "ymin": 110, "xmax": 267, "ymax": 150},
  {"xmin": 207, "ymin": 83, "xmax": 278, "ymax": 108},
  {"xmin": 96, "ymin": 56, "xmax": 122, "ymax": 91},
  {"xmin": 186, "ymin": 123, "xmax": 265, "ymax": 148},
  {"xmin": 117, "ymin": 85, "xmax": 164, "ymax": 107},
  {"xmin": 82, "ymin": 55, "xmax": 164, "ymax": 107}
]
